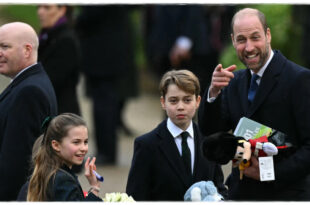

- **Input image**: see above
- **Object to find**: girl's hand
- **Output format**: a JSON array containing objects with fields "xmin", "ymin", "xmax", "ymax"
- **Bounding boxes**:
[{"xmin": 84, "ymin": 157, "xmax": 100, "ymax": 187}]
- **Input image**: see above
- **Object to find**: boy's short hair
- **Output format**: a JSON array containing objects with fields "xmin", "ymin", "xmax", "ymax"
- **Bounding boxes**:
[{"xmin": 159, "ymin": 69, "xmax": 200, "ymax": 98}]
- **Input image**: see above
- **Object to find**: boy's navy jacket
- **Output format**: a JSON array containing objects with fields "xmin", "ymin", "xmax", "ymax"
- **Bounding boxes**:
[{"xmin": 126, "ymin": 119, "xmax": 227, "ymax": 201}]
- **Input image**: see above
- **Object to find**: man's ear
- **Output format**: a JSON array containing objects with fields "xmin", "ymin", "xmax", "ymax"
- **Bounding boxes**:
[
  {"xmin": 266, "ymin": 27, "xmax": 272, "ymax": 44},
  {"xmin": 160, "ymin": 96, "xmax": 166, "ymax": 110},
  {"xmin": 51, "ymin": 140, "xmax": 61, "ymax": 152},
  {"xmin": 231, "ymin": 33, "xmax": 236, "ymax": 48},
  {"xmin": 24, "ymin": 43, "xmax": 32, "ymax": 59}
]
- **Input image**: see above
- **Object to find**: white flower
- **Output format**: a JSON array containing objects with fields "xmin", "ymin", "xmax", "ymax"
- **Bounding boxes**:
[{"xmin": 103, "ymin": 192, "xmax": 135, "ymax": 202}]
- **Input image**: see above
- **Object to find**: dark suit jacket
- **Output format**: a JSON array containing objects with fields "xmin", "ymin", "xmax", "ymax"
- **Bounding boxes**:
[
  {"xmin": 126, "ymin": 119, "xmax": 227, "ymax": 201},
  {"xmin": 198, "ymin": 50, "xmax": 310, "ymax": 200},
  {"xmin": 16, "ymin": 165, "xmax": 102, "ymax": 201},
  {"xmin": 0, "ymin": 63, "xmax": 57, "ymax": 201},
  {"xmin": 146, "ymin": 5, "xmax": 210, "ymax": 61},
  {"xmin": 145, "ymin": 5, "xmax": 212, "ymax": 83},
  {"xmin": 39, "ymin": 23, "xmax": 81, "ymax": 115},
  {"xmin": 47, "ymin": 165, "xmax": 102, "ymax": 201}
]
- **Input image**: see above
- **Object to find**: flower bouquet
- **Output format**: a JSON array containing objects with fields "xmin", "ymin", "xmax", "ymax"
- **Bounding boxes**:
[{"xmin": 103, "ymin": 192, "xmax": 135, "ymax": 202}]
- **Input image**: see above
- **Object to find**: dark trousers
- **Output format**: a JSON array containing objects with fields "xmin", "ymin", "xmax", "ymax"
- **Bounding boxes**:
[{"xmin": 88, "ymin": 78, "xmax": 119, "ymax": 163}]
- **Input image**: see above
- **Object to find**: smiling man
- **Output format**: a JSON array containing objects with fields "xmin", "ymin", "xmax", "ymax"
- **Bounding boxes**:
[
  {"xmin": 0, "ymin": 22, "xmax": 57, "ymax": 201},
  {"xmin": 198, "ymin": 8, "xmax": 310, "ymax": 200}
]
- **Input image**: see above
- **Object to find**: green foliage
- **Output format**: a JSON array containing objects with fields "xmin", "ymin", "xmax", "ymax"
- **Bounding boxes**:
[
  {"xmin": 130, "ymin": 8, "xmax": 147, "ymax": 70},
  {"xmin": 0, "ymin": 5, "xmax": 40, "ymax": 31},
  {"xmin": 220, "ymin": 41, "xmax": 243, "ymax": 70},
  {"xmin": 220, "ymin": 4, "xmax": 302, "ymax": 70}
]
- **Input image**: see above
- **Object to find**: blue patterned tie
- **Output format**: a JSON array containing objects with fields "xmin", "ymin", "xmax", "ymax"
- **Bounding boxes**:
[{"xmin": 248, "ymin": 74, "xmax": 259, "ymax": 103}]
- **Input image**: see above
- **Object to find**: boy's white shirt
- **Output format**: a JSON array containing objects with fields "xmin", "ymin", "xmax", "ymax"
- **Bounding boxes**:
[{"xmin": 167, "ymin": 118, "xmax": 195, "ymax": 173}]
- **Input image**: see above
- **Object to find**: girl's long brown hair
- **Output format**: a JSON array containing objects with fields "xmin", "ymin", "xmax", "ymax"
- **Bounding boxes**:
[{"xmin": 27, "ymin": 113, "xmax": 86, "ymax": 201}]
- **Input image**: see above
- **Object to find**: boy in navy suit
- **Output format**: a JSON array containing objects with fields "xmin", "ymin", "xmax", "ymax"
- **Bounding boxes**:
[{"xmin": 126, "ymin": 69, "xmax": 227, "ymax": 201}]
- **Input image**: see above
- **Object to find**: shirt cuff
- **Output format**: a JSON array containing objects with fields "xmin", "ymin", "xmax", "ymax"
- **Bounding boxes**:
[{"xmin": 207, "ymin": 87, "xmax": 220, "ymax": 103}]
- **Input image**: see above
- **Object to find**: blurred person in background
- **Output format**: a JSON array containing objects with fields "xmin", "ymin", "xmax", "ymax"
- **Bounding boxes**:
[
  {"xmin": 75, "ymin": 5, "xmax": 138, "ymax": 165},
  {"xmin": 37, "ymin": 4, "xmax": 81, "ymax": 115},
  {"xmin": 37, "ymin": 4, "xmax": 82, "ymax": 173},
  {"xmin": 292, "ymin": 5, "xmax": 310, "ymax": 70},
  {"xmin": 144, "ymin": 5, "xmax": 235, "ymax": 95}
]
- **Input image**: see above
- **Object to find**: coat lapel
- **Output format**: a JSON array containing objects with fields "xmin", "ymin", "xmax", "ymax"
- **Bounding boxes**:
[
  {"xmin": 0, "ymin": 82, "xmax": 13, "ymax": 102},
  {"xmin": 157, "ymin": 121, "xmax": 189, "ymax": 187},
  {"xmin": 246, "ymin": 51, "xmax": 284, "ymax": 117},
  {"xmin": 192, "ymin": 123, "xmax": 202, "ymax": 180},
  {"xmin": 0, "ymin": 63, "xmax": 41, "ymax": 102},
  {"xmin": 237, "ymin": 69, "xmax": 251, "ymax": 114}
]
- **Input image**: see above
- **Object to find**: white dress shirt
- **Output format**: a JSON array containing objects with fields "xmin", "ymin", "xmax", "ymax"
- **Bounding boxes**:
[{"xmin": 167, "ymin": 118, "xmax": 195, "ymax": 173}]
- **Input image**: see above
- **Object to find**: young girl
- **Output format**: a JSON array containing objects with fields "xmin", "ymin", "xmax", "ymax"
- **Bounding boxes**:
[{"xmin": 27, "ymin": 113, "xmax": 102, "ymax": 201}]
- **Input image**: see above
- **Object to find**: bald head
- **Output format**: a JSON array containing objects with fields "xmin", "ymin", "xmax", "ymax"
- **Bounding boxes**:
[
  {"xmin": 0, "ymin": 22, "xmax": 38, "ymax": 61},
  {"xmin": 0, "ymin": 22, "xmax": 39, "ymax": 78},
  {"xmin": 231, "ymin": 8, "xmax": 268, "ymax": 35}
]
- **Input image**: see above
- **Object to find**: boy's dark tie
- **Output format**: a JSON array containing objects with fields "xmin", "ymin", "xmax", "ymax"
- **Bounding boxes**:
[
  {"xmin": 248, "ymin": 73, "xmax": 260, "ymax": 103},
  {"xmin": 181, "ymin": 131, "xmax": 192, "ymax": 176}
]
